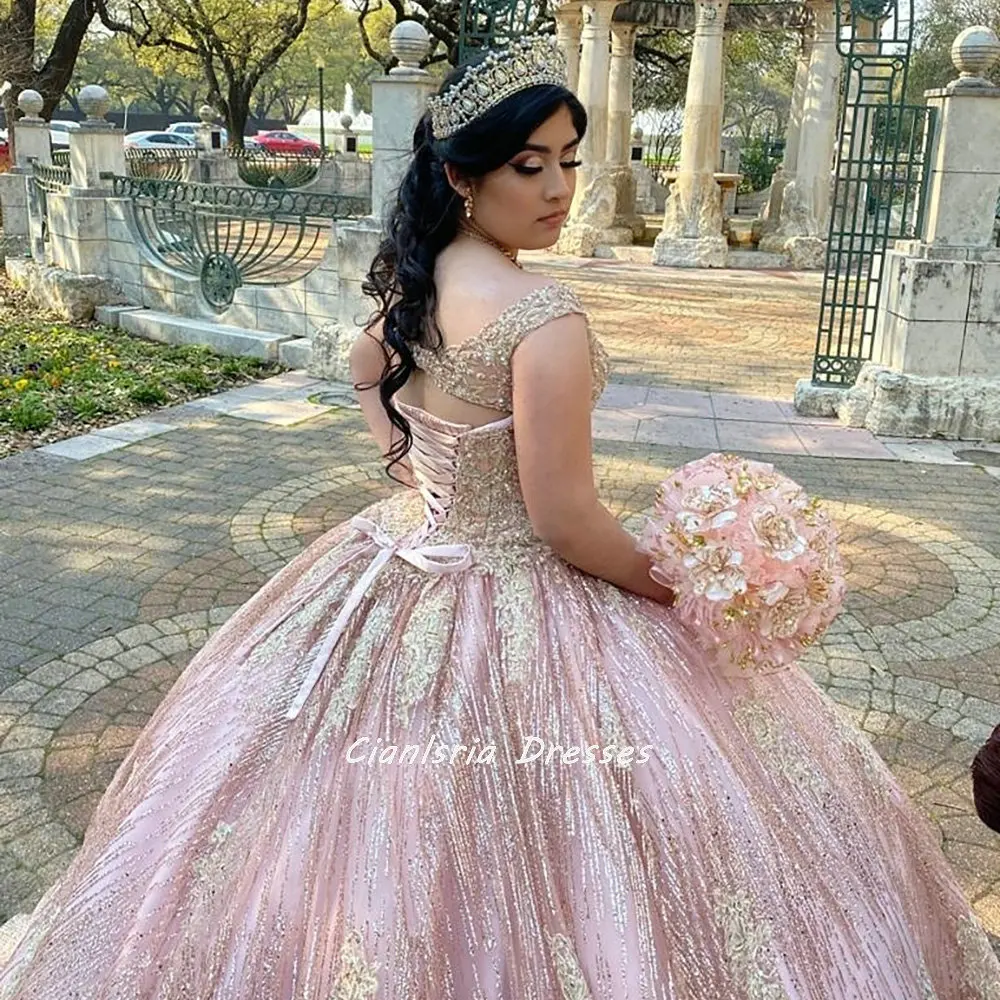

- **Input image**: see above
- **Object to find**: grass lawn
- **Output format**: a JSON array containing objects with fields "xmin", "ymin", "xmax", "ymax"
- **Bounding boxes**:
[{"xmin": 0, "ymin": 279, "xmax": 287, "ymax": 458}]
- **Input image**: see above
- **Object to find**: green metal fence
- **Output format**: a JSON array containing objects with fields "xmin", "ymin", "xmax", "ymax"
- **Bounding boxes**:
[
  {"xmin": 813, "ymin": 0, "xmax": 936, "ymax": 386},
  {"xmin": 228, "ymin": 149, "xmax": 321, "ymax": 189},
  {"xmin": 112, "ymin": 175, "xmax": 369, "ymax": 310},
  {"xmin": 457, "ymin": 0, "xmax": 547, "ymax": 61},
  {"xmin": 125, "ymin": 147, "xmax": 198, "ymax": 183}
]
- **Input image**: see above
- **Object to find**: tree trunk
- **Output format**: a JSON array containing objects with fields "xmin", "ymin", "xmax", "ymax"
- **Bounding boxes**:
[{"xmin": 224, "ymin": 82, "xmax": 252, "ymax": 149}]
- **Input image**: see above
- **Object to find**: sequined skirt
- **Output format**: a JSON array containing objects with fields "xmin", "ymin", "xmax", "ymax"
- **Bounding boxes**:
[{"xmin": 1, "ymin": 494, "xmax": 997, "ymax": 999}]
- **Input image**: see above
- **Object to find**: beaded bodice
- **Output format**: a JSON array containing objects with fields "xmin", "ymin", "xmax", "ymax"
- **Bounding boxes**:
[
  {"xmin": 410, "ymin": 282, "xmax": 608, "ymax": 412},
  {"xmin": 375, "ymin": 282, "xmax": 609, "ymax": 565}
]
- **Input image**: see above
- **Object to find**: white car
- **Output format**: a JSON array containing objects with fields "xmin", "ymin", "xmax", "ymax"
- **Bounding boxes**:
[
  {"xmin": 49, "ymin": 120, "xmax": 80, "ymax": 147},
  {"xmin": 166, "ymin": 121, "xmax": 229, "ymax": 145},
  {"xmin": 124, "ymin": 130, "xmax": 196, "ymax": 150}
]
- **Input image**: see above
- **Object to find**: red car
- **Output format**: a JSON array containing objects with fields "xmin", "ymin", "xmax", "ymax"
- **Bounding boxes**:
[{"xmin": 253, "ymin": 130, "xmax": 321, "ymax": 156}]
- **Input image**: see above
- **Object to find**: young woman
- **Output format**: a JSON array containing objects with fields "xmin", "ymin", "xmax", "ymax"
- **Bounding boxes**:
[{"xmin": 0, "ymin": 35, "xmax": 997, "ymax": 999}]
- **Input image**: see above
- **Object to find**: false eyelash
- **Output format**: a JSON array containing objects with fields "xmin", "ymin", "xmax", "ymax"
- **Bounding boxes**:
[{"xmin": 511, "ymin": 160, "xmax": 583, "ymax": 175}]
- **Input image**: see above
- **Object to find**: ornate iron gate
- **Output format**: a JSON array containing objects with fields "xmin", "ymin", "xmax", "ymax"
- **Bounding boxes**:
[
  {"xmin": 457, "ymin": 0, "xmax": 545, "ymax": 61},
  {"xmin": 812, "ymin": 0, "xmax": 936, "ymax": 386}
]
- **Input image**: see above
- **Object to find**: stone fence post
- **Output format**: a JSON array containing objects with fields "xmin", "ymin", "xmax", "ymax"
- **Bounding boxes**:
[
  {"xmin": 369, "ymin": 21, "xmax": 437, "ymax": 225},
  {"xmin": 0, "ymin": 90, "xmax": 52, "ymax": 258},
  {"xmin": 818, "ymin": 27, "xmax": 1000, "ymax": 441},
  {"xmin": 309, "ymin": 20, "xmax": 435, "ymax": 381}
]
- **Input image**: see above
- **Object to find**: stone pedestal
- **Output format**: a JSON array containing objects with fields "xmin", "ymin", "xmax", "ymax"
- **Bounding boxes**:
[
  {"xmin": 653, "ymin": 0, "xmax": 730, "ymax": 268},
  {"xmin": 370, "ymin": 72, "xmax": 437, "ymax": 225},
  {"xmin": 308, "ymin": 216, "xmax": 383, "ymax": 381},
  {"xmin": 13, "ymin": 119, "xmax": 52, "ymax": 170},
  {"xmin": 69, "ymin": 124, "xmax": 125, "ymax": 191}
]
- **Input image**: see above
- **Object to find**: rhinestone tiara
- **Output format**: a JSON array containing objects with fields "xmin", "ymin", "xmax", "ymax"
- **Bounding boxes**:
[{"xmin": 427, "ymin": 34, "xmax": 568, "ymax": 141}]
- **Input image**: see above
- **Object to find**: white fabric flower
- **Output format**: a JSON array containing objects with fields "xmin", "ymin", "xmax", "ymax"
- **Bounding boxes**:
[{"xmin": 683, "ymin": 545, "xmax": 748, "ymax": 602}]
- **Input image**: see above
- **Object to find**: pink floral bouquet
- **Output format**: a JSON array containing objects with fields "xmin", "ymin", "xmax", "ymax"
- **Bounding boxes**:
[{"xmin": 638, "ymin": 453, "xmax": 846, "ymax": 676}]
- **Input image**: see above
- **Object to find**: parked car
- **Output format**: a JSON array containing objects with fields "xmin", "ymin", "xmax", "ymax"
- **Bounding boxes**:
[
  {"xmin": 252, "ymin": 130, "xmax": 321, "ymax": 156},
  {"xmin": 49, "ymin": 120, "xmax": 80, "ymax": 148},
  {"xmin": 166, "ymin": 121, "xmax": 229, "ymax": 145},
  {"xmin": 124, "ymin": 131, "xmax": 196, "ymax": 150}
]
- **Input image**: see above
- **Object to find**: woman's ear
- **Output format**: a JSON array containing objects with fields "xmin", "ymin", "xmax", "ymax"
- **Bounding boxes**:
[{"xmin": 443, "ymin": 162, "xmax": 468, "ymax": 199}]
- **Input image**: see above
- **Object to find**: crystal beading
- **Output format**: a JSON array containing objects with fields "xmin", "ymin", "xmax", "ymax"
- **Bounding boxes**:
[{"xmin": 427, "ymin": 35, "xmax": 569, "ymax": 140}]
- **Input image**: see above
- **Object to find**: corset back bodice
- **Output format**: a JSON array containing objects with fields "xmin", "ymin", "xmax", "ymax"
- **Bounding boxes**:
[{"xmin": 393, "ymin": 281, "xmax": 610, "ymax": 556}]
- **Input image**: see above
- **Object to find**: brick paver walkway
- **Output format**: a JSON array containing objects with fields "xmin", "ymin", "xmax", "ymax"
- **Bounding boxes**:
[{"xmin": 1, "ymin": 257, "xmax": 998, "ymax": 955}]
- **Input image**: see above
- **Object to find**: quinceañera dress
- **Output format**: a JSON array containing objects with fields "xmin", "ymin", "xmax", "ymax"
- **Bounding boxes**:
[{"xmin": 1, "ymin": 283, "xmax": 998, "ymax": 999}]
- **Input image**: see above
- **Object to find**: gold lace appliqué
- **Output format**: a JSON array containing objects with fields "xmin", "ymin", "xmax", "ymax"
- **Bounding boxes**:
[
  {"xmin": 918, "ymin": 959, "xmax": 940, "ymax": 999},
  {"xmin": 713, "ymin": 889, "xmax": 788, "ymax": 1000},
  {"xmin": 191, "ymin": 821, "xmax": 238, "ymax": 905},
  {"xmin": 319, "ymin": 598, "xmax": 396, "ymax": 739},
  {"xmin": 732, "ymin": 695, "xmax": 827, "ymax": 797},
  {"xmin": 547, "ymin": 931, "xmax": 593, "ymax": 1000},
  {"xmin": 395, "ymin": 582, "xmax": 456, "ymax": 727},
  {"xmin": 329, "ymin": 928, "xmax": 379, "ymax": 1000}
]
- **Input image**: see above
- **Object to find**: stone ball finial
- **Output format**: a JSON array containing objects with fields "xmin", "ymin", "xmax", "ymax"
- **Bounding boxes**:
[
  {"xmin": 340, "ymin": 112, "xmax": 354, "ymax": 131},
  {"xmin": 17, "ymin": 89, "xmax": 44, "ymax": 120},
  {"xmin": 198, "ymin": 104, "xmax": 216, "ymax": 124},
  {"xmin": 951, "ymin": 25, "xmax": 1000, "ymax": 85},
  {"xmin": 632, "ymin": 126, "xmax": 644, "ymax": 142},
  {"xmin": 78, "ymin": 84, "xmax": 110, "ymax": 122},
  {"xmin": 389, "ymin": 20, "xmax": 431, "ymax": 76}
]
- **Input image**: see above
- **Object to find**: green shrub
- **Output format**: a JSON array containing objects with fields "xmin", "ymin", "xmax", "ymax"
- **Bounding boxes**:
[
  {"xmin": 8, "ymin": 391, "xmax": 54, "ymax": 431},
  {"xmin": 128, "ymin": 382, "xmax": 170, "ymax": 405}
]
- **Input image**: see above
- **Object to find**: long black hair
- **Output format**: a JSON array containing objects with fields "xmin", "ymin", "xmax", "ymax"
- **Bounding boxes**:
[{"xmin": 360, "ymin": 60, "xmax": 587, "ymax": 484}]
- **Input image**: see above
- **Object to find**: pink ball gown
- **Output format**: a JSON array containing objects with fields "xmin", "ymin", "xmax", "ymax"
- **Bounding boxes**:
[{"xmin": 1, "ymin": 282, "xmax": 998, "ymax": 999}]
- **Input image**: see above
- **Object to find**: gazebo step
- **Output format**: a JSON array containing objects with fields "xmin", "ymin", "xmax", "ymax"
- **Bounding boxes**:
[
  {"xmin": 119, "ymin": 310, "xmax": 294, "ymax": 361},
  {"xmin": 728, "ymin": 249, "xmax": 791, "ymax": 270}
]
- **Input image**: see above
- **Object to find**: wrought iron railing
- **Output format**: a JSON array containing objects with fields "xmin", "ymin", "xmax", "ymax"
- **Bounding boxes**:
[
  {"xmin": 227, "ymin": 149, "xmax": 321, "ymax": 189},
  {"xmin": 112, "ymin": 174, "xmax": 369, "ymax": 310},
  {"xmin": 125, "ymin": 147, "xmax": 198, "ymax": 182},
  {"xmin": 32, "ymin": 160, "xmax": 71, "ymax": 193}
]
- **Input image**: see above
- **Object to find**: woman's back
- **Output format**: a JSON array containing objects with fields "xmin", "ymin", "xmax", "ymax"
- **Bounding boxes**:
[{"xmin": 394, "ymin": 242, "xmax": 562, "ymax": 429}]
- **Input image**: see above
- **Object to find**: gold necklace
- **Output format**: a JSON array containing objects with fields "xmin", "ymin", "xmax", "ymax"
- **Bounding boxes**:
[{"xmin": 460, "ymin": 219, "xmax": 523, "ymax": 269}]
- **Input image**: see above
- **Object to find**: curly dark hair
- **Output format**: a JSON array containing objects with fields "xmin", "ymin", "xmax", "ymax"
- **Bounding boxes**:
[{"xmin": 359, "ymin": 61, "xmax": 587, "ymax": 485}]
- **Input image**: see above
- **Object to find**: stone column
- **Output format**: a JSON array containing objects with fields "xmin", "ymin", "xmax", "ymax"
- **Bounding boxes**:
[
  {"xmin": 370, "ymin": 21, "xmax": 437, "ymax": 224},
  {"xmin": 608, "ymin": 22, "xmax": 636, "ymax": 166},
  {"xmin": 759, "ymin": 0, "xmax": 840, "ymax": 267},
  {"xmin": 554, "ymin": 5, "xmax": 583, "ymax": 93},
  {"xmin": 608, "ymin": 20, "xmax": 641, "ymax": 238},
  {"xmin": 576, "ymin": 0, "xmax": 617, "ymax": 190},
  {"xmin": 653, "ymin": 0, "xmax": 731, "ymax": 267},
  {"xmin": 558, "ymin": 0, "xmax": 627, "ymax": 255},
  {"xmin": 760, "ymin": 27, "xmax": 813, "ymax": 232}
]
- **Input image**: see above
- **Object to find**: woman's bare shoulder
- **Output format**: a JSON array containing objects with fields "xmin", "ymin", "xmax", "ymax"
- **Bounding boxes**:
[{"xmin": 436, "ymin": 246, "xmax": 564, "ymax": 318}]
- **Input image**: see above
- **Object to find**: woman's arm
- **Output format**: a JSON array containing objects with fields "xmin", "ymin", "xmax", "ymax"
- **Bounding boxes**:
[
  {"xmin": 511, "ymin": 313, "xmax": 675, "ymax": 606},
  {"xmin": 349, "ymin": 322, "xmax": 417, "ymax": 488}
]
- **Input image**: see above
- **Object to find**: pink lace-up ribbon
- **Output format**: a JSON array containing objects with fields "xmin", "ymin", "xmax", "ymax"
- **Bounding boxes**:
[{"xmin": 285, "ymin": 410, "xmax": 472, "ymax": 721}]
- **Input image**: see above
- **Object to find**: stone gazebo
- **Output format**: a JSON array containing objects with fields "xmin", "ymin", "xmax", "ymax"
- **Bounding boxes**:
[{"xmin": 553, "ymin": 0, "xmax": 843, "ymax": 267}]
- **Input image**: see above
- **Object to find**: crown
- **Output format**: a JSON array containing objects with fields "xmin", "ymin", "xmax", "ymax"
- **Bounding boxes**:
[{"xmin": 427, "ymin": 34, "xmax": 568, "ymax": 140}]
